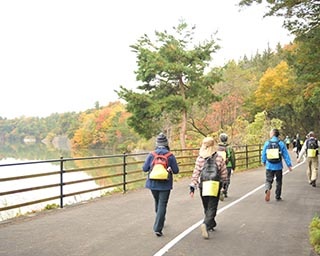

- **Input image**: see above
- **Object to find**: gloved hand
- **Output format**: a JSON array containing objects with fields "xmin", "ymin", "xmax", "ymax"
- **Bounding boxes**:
[{"xmin": 189, "ymin": 185, "xmax": 195, "ymax": 198}]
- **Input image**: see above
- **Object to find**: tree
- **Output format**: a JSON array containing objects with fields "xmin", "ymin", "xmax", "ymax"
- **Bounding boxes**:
[
  {"xmin": 117, "ymin": 21, "xmax": 222, "ymax": 148},
  {"xmin": 238, "ymin": 0, "xmax": 320, "ymax": 132},
  {"xmin": 255, "ymin": 61, "xmax": 297, "ymax": 110},
  {"xmin": 238, "ymin": 0, "xmax": 320, "ymax": 36}
]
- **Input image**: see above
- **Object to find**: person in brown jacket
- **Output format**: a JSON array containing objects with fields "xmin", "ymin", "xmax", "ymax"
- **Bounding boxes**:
[{"xmin": 189, "ymin": 137, "xmax": 228, "ymax": 239}]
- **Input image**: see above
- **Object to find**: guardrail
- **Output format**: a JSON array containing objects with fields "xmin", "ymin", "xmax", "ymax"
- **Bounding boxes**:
[{"xmin": 0, "ymin": 144, "xmax": 262, "ymax": 220}]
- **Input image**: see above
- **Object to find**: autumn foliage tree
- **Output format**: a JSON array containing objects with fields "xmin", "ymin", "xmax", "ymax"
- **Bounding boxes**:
[
  {"xmin": 71, "ymin": 101, "xmax": 139, "ymax": 152},
  {"xmin": 255, "ymin": 61, "xmax": 297, "ymax": 110},
  {"xmin": 239, "ymin": 0, "xmax": 320, "ymax": 132}
]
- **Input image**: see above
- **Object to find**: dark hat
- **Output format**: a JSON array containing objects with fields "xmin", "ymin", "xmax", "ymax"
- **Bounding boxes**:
[
  {"xmin": 156, "ymin": 133, "xmax": 168, "ymax": 147},
  {"xmin": 219, "ymin": 133, "xmax": 228, "ymax": 143}
]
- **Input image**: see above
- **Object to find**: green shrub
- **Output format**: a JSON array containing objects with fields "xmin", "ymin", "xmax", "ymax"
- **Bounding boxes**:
[
  {"xmin": 310, "ymin": 215, "xmax": 320, "ymax": 254},
  {"xmin": 44, "ymin": 203, "xmax": 59, "ymax": 210}
]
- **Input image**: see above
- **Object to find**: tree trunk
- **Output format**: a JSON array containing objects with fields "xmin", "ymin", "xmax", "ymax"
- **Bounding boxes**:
[
  {"xmin": 180, "ymin": 109, "xmax": 187, "ymax": 149},
  {"xmin": 179, "ymin": 76, "xmax": 187, "ymax": 149}
]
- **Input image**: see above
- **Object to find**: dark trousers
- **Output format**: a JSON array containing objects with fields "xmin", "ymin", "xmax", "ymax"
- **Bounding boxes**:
[
  {"xmin": 265, "ymin": 170, "xmax": 283, "ymax": 199},
  {"xmin": 199, "ymin": 188, "xmax": 220, "ymax": 230},
  {"xmin": 223, "ymin": 167, "xmax": 232, "ymax": 193},
  {"xmin": 151, "ymin": 190, "xmax": 171, "ymax": 233}
]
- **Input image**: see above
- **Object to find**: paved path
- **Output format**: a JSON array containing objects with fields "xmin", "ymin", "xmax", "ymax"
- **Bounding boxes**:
[{"xmin": 0, "ymin": 155, "xmax": 319, "ymax": 256}]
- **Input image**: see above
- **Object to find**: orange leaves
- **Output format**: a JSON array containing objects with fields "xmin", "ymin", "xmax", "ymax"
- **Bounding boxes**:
[{"xmin": 71, "ymin": 101, "xmax": 131, "ymax": 149}]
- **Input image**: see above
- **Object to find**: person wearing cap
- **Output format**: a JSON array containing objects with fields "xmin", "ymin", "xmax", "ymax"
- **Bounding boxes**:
[
  {"xmin": 262, "ymin": 128, "xmax": 293, "ymax": 202},
  {"xmin": 217, "ymin": 133, "xmax": 236, "ymax": 198},
  {"xmin": 142, "ymin": 133, "xmax": 179, "ymax": 237},
  {"xmin": 297, "ymin": 131, "xmax": 319, "ymax": 187},
  {"xmin": 189, "ymin": 137, "xmax": 228, "ymax": 239}
]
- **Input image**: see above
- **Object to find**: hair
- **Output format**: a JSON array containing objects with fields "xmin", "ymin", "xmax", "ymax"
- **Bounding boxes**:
[
  {"xmin": 272, "ymin": 128, "xmax": 280, "ymax": 137},
  {"xmin": 308, "ymin": 131, "xmax": 315, "ymax": 137}
]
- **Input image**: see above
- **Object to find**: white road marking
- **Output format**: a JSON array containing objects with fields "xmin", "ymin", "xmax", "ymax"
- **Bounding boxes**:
[{"xmin": 153, "ymin": 159, "xmax": 302, "ymax": 256}]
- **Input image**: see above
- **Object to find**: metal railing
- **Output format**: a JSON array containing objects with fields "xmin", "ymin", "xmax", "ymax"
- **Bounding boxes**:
[{"xmin": 0, "ymin": 145, "xmax": 262, "ymax": 218}]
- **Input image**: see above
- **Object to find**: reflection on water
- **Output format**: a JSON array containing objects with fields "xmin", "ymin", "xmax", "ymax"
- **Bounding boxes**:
[{"xmin": 0, "ymin": 143, "xmax": 122, "ymax": 221}]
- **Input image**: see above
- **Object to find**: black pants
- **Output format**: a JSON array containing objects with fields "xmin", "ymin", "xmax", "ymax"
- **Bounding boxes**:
[
  {"xmin": 199, "ymin": 188, "xmax": 221, "ymax": 230},
  {"xmin": 265, "ymin": 170, "xmax": 283, "ymax": 199}
]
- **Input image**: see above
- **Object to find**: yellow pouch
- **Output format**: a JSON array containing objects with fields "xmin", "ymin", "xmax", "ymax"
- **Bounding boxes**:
[
  {"xmin": 307, "ymin": 149, "xmax": 317, "ymax": 158},
  {"xmin": 149, "ymin": 164, "xmax": 169, "ymax": 180},
  {"xmin": 202, "ymin": 180, "xmax": 219, "ymax": 197},
  {"xmin": 266, "ymin": 148, "xmax": 279, "ymax": 159}
]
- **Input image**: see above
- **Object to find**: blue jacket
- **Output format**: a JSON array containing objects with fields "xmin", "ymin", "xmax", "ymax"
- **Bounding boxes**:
[
  {"xmin": 262, "ymin": 136, "xmax": 292, "ymax": 171},
  {"xmin": 142, "ymin": 147, "xmax": 179, "ymax": 190}
]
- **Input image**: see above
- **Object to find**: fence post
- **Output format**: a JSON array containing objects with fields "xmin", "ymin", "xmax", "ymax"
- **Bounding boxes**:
[
  {"xmin": 259, "ymin": 144, "xmax": 262, "ymax": 163},
  {"xmin": 245, "ymin": 145, "xmax": 249, "ymax": 169},
  {"xmin": 59, "ymin": 156, "xmax": 64, "ymax": 208},
  {"xmin": 123, "ymin": 152, "xmax": 127, "ymax": 193}
]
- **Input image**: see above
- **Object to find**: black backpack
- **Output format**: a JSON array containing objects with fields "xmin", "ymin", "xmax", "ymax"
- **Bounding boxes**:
[
  {"xmin": 200, "ymin": 153, "xmax": 220, "ymax": 184},
  {"xmin": 307, "ymin": 138, "xmax": 318, "ymax": 149}
]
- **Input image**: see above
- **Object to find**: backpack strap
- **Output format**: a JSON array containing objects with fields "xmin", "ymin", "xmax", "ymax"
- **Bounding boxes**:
[{"xmin": 151, "ymin": 151, "xmax": 172, "ymax": 166}]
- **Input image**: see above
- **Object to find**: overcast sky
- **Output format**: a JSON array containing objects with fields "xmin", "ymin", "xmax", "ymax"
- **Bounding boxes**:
[{"xmin": 0, "ymin": 0, "xmax": 294, "ymax": 119}]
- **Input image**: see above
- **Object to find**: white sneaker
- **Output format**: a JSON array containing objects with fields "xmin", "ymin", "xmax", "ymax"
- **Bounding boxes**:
[{"xmin": 200, "ymin": 223, "xmax": 209, "ymax": 239}]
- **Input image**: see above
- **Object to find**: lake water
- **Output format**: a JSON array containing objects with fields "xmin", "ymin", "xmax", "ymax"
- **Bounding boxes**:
[{"xmin": 0, "ymin": 143, "xmax": 117, "ymax": 221}]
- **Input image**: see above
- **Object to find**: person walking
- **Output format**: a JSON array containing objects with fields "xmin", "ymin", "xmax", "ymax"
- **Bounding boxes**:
[
  {"xmin": 297, "ymin": 131, "xmax": 319, "ymax": 187},
  {"xmin": 189, "ymin": 137, "xmax": 228, "ymax": 239},
  {"xmin": 284, "ymin": 135, "xmax": 291, "ymax": 150},
  {"xmin": 293, "ymin": 133, "xmax": 302, "ymax": 158},
  {"xmin": 217, "ymin": 133, "xmax": 236, "ymax": 198},
  {"xmin": 142, "ymin": 132, "xmax": 179, "ymax": 237},
  {"xmin": 262, "ymin": 128, "xmax": 293, "ymax": 202}
]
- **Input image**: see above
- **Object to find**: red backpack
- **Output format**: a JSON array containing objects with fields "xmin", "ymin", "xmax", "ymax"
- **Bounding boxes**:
[{"xmin": 149, "ymin": 151, "xmax": 172, "ymax": 180}]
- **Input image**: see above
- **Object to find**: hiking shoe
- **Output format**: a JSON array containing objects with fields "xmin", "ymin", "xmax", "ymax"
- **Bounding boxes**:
[
  {"xmin": 265, "ymin": 190, "xmax": 271, "ymax": 202},
  {"xmin": 155, "ymin": 231, "xmax": 163, "ymax": 237},
  {"xmin": 310, "ymin": 180, "xmax": 317, "ymax": 187},
  {"xmin": 200, "ymin": 223, "xmax": 209, "ymax": 239}
]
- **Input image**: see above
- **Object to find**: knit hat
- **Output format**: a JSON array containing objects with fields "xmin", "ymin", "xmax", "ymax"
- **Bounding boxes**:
[
  {"xmin": 156, "ymin": 133, "xmax": 168, "ymax": 147},
  {"xmin": 199, "ymin": 137, "xmax": 215, "ymax": 158}
]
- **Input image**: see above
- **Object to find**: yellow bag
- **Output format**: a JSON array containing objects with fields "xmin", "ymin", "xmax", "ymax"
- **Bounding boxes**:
[
  {"xmin": 266, "ymin": 148, "xmax": 280, "ymax": 160},
  {"xmin": 202, "ymin": 180, "xmax": 219, "ymax": 197},
  {"xmin": 307, "ymin": 149, "xmax": 317, "ymax": 158},
  {"xmin": 148, "ymin": 151, "xmax": 172, "ymax": 180},
  {"xmin": 149, "ymin": 164, "xmax": 169, "ymax": 180}
]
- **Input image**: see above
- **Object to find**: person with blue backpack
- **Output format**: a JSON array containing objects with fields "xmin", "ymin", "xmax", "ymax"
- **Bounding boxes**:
[{"xmin": 262, "ymin": 128, "xmax": 293, "ymax": 202}]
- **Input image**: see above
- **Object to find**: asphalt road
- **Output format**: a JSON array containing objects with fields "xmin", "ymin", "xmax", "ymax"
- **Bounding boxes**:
[{"xmin": 0, "ymin": 154, "xmax": 319, "ymax": 256}]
